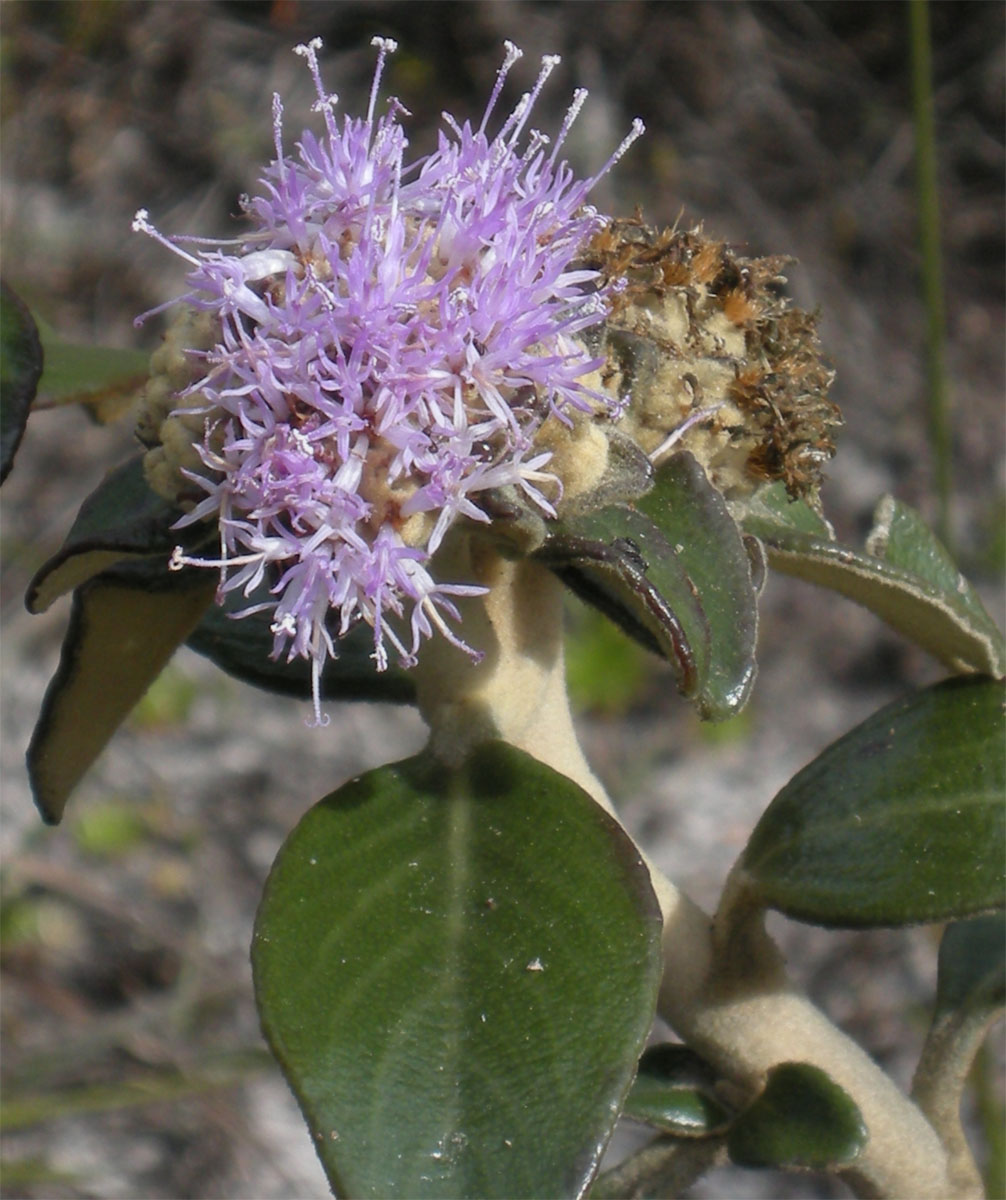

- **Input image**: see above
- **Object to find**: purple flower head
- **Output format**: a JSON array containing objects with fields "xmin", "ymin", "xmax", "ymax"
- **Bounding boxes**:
[{"xmin": 135, "ymin": 37, "xmax": 643, "ymax": 725}]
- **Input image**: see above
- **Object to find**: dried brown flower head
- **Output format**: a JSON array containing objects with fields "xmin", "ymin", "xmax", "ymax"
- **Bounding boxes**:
[{"xmin": 583, "ymin": 217, "xmax": 841, "ymax": 501}]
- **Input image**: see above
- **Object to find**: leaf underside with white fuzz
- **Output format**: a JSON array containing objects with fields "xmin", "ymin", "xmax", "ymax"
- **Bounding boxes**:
[
  {"xmin": 28, "ymin": 573, "xmax": 217, "ymax": 823},
  {"xmin": 0, "ymin": 280, "xmax": 43, "ymax": 483},
  {"xmin": 740, "ymin": 483, "xmax": 1005, "ymax": 677},
  {"xmin": 253, "ymin": 742, "xmax": 663, "ymax": 1200},
  {"xmin": 739, "ymin": 675, "xmax": 1006, "ymax": 927},
  {"xmin": 727, "ymin": 1063, "xmax": 866, "ymax": 1169}
]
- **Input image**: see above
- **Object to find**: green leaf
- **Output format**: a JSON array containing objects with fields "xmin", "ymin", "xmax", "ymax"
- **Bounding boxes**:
[
  {"xmin": 536, "ymin": 452, "xmax": 760, "ymax": 720},
  {"xmin": 739, "ymin": 483, "xmax": 1005, "ymax": 677},
  {"xmin": 739, "ymin": 676, "xmax": 1006, "ymax": 927},
  {"xmin": 27, "ymin": 574, "xmax": 216, "ymax": 823},
  {"xmin": 868, "ymin": 497, "xmax": 1004, "ymax": 672},
  {"xmin": 934, "ymin": 914, "xmax": 1006, "ymax": 1020},
  {"xmin": 534, "ymin": 505, "xmax": 706, "ymax": 700},
  {"xmin": 253, "ymin": 742, "xmax": 663, "ymax": 1199},
  {"xmin": 635, "ymin": 452, "xmax": 759, "ymax": 719},
  {"xmin": 36, "ymin": 317, "xmax": 148, "ymax": 424},
  {"xmin": 26, "ymin": 455, "xmax": 210, "ymax": 614},
  {"xmin": 1, "ymin": 280, "xmax": 43, "ymax": 483},
  {"xmin": 623, "ymin": 1044, "xmax": 731, "ymax": 1137},
  {"xmin": 727, "ymin": 1062, "xmax": 866, "ymax": 1169},
  {"xmin": 735, "ymin": 480, "xmax": 834, "ymax": 540},
  {"xmin": 187, "ymin": 582, "xmax": 416, "ymax": 705}
]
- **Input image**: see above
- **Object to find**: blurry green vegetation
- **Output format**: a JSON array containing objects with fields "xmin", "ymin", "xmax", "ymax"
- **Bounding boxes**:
[
  {"xmin": 0, "ymin": 1050, "xmax": 272, "ymax": 1133},
  {"xmin": 696, "ymin": 707, "xmax": 754, "ymax": 747},
  {"xmin": 128, "ymin": 661, "xmax": 202, "ymax": 730},
  {"xmin": 565, "ymin": 598, "xmax": 652, "ymax": 717},
  {"xmin": 69, "ymin": 801, "xmax": 148, "ymax": 859},
  {"xmin": 971, "ymin": 492, "xmax": 1006, "ymax": 580},
  {"xmin": 0, "ymin": 893, "xmax": 85, "ymax": 958},
  {"xmin": 0, "ymin": 1156, "xmax": 80, "ymax": 1189}
]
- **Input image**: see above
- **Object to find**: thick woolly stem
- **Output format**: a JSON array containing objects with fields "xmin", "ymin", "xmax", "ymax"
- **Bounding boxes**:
[
  {"xmin": 413, "ymin": 541, "xmax": 605, "ymax": 802},
  {"xmin": 414, "ymin": 544, "xmax": 958, "ymax": 1199},
  {"xmin": 661, "ymin": 874, "xmax": 961, "ymax": 1199}
]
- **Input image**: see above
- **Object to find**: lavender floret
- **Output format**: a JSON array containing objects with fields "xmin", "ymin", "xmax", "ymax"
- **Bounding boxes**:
[{"xmin": 135, "ymin": 37, "xmax": 642, "ymax": 723}]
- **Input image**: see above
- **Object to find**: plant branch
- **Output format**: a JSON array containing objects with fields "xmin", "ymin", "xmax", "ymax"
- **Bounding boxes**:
[
  {"xmin": 653, "ymin": 865, "xmax": 963, "ymax": 1199},
  {"xmin": 912, "ymin": 1001, "xmax": 1000, "ymax": 1196},
  {"xmin": 590, "ymin": 1133, "xmax": 727, "ymax": 1199}
]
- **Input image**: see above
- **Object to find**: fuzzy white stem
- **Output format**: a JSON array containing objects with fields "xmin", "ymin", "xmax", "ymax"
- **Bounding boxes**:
[{"xmin": 414, "ymin": 542, "xmax": 605, "ymax": 803}]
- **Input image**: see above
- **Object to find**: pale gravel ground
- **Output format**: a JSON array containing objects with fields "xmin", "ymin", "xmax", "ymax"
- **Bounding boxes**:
[{"xmin": 2, "ymin": 3, "xmax": 1002, "ymax": 1198}]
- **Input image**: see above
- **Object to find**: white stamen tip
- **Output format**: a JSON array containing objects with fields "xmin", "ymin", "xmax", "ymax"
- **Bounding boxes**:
[
  {"xmin": 132, "ymin": 209, "xmax": 150, "ymax": 233},
  {"xmin": 502, "ymin": 40, "xmax": 523, "ymax": 66},
  {"xmin": 371, "ymin": 36, "xmax": 398, "ymax": 53},
  {"xmin": 606, "ymin": 118, "xmax": 646, "ymax": 171}
]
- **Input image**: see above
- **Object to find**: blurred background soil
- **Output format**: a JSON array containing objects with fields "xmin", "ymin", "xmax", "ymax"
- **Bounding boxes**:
[{"xmin": 1, "ymin": 2, "xmax": 1003, "ymax": 1197}]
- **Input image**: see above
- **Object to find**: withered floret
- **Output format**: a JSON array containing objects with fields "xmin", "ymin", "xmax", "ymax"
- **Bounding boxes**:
[{"xmin": 582, "ymin": 216, "xmax": 841, "ymax": 502}]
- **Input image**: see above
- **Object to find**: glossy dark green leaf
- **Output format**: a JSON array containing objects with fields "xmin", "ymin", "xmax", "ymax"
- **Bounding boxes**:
[
  {"xmin": 739, "ymin": 676, "xmax": 1006, "ymax": 927},
  {"xmin": 26, "ymin": 455, "xmax": 210, "ymax": 614},
  {"xmin": 623, "ymin": 1044, "xmax": 731, "ymax": 1137},
  {"xmin": 535, "ymin": 505, "xmax": 706, "ymax": 700},
  {"xmin": 739, "ymin": 483, "xmax": 1005, "ymax": 677},
  {"xmin": 253, "ymin": 742, "xmax": 663, "ymax": 1199},
  {"xmin": 934, "ymin": 914, "xmax": 1006, "ymax": 1021},
  {"xmin": 635, "ymin": 452, "xmax": 758, "ymax": 719},
  {"xmin": 727, "ymin": 1062, "xmax": 866, "ymax": 1169},
  {"xmin": 28, "ymin": 574, "xmax": 216, "ymax": 823},
  {"xmin": 187, "ymin": 582, "xmax": 416, "ymax": 705},
  {"xmin": 1, "ymin": 280, "xmax": 43, "ymax": 483}
]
